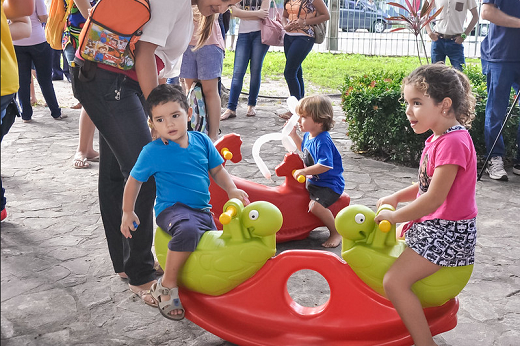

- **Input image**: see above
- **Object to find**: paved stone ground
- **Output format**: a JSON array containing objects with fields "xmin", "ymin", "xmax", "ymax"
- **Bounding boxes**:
[{"xmin": 1, "ymin": 79, "xmax": 519, "ymax": 346}]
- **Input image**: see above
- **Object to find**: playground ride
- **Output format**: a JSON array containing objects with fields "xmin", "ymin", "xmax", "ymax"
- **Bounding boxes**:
[
  {"xmin": 154, "ymin": 198, "xmax": 282, "ymax": 296},
  {"xmin": 336, "ymin": 204, "xmax": 474, "ymax": 308},
  {"xmin": 210, "ymin": 133, "xmax": 350, "ymax": 242},
  {"xmin": 153, "ymin": 201, "xmax": 465, "ymax": 345},
  {"xmin": 252, "ymin": 96, "xmax": 300, "ymax": 180}
]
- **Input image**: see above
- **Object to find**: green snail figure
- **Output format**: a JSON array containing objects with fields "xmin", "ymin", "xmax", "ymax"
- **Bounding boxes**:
[
  {"xmin": 155, "ymin": 198, "xmax": 283, "ymax": 296},
  {"xmin": 335, "ymin": 204, "xmax": 473, "ymax": 308}
]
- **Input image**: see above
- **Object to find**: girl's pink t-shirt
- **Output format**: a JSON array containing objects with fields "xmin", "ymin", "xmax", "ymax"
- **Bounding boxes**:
[{"xmin": 416, "ymin": 128, "xmax": 478, "ymax": 223}]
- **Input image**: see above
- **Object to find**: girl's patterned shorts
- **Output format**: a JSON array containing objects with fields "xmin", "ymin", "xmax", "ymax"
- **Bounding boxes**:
[{"xmin": 405, "ymin": 218, "xmax": 476, "ymax": 267}]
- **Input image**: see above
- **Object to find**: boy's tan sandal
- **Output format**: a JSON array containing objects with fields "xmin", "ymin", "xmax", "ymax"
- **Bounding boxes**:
[{"xmin": 150, "ymin": 278, "xmax": 185, "ymax": 321}]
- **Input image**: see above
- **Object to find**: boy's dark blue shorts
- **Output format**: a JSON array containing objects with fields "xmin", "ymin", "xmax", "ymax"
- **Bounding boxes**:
[
  {"xmin": 307, "ymin": 183, "xmax": 341, "ymax": 208},
  {"xmin": 156, "ymin": 202, "xmax": 216, "ymax": 252}
]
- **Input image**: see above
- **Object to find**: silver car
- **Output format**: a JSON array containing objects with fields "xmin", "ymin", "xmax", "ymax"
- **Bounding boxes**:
[{"xmin": 339, "ymin": 0, "xmax": 390, "ymax": 33}]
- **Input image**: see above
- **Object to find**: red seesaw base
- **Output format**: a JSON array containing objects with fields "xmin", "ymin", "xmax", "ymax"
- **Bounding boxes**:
[{"xmin": 179, "ymin": 250, "xmax": 458, "ymax": 346}]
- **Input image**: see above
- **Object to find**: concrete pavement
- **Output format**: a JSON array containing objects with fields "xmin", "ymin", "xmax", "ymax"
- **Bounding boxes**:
[{"xmin": 1, "ymin": 79, "xmax": 519, "ymax": 346}]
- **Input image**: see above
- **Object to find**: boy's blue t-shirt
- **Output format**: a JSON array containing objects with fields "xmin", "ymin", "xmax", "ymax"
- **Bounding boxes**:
[
  {"xmin": 301, "ymin": 131, "xmax": 345, "ymax": 195},
  {"xmin": 130, "ymin": 131, "xmax": 224, "ymax": 216},
  {"xmin": 480, "ymin": 0, "xmax": 520, "ymax": 62}
]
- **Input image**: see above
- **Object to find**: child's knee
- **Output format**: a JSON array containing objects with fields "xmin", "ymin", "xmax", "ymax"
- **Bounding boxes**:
[
  {"xmin": 309, "ymin": 200, "xmax": 325, "ymax": 214},
  {"xmin": 383, "ymin": 271, "xmax": 399, "ymax": 297}
]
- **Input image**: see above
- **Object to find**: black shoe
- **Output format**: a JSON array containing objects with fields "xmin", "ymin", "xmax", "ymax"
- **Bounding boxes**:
[{"xmin": 513, "ymin": 163, "xmax": 520, "ymax": 176}]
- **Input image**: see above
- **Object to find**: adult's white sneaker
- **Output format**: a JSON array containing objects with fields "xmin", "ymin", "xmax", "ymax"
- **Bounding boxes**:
[{"xmin": 486, "ymin": 156, "xmax": 508, "ymax": 181}]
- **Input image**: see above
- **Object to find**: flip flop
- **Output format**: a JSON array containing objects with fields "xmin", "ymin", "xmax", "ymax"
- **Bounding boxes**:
[
  {"xmin": 87, "ymin": 155, "xmax": 100, "ymax": 162},
  {"xmin": 220, "ymin": 109, "xmax": 236, "ymax": 121},
  {"xmin": 73, "ymin": 157, "xmax": 90, "ymax": 169}
]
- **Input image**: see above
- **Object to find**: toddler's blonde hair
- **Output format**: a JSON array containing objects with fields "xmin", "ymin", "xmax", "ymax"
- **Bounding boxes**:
[{"xmin": 295, "ymin": 95, "xmax": 335, "ymax": 132}]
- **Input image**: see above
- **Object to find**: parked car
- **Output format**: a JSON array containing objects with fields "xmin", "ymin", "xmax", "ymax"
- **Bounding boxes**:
[{"xmin": 339, "ymin": 0, "xmax": 390, "ymax": 33}]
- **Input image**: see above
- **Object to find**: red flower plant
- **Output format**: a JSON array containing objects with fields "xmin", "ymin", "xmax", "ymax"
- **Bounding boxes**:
[{"xmin": 387, "ymin": 0, "xmax": 443, "ymax": 65}]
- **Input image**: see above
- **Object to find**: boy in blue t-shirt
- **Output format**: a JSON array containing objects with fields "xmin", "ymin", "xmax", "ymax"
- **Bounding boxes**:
[
  {"xmin": 121, "ymin": 84, "xmax": 248, "ymax": 321},
  {"xmin": 289, "ymin": 95, "xmax": 345, "ymax": 248}
]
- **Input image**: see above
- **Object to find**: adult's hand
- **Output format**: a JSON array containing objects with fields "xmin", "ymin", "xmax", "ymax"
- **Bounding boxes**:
[
  {"xmin": 428, "ymin": 32, "xmax": 439, "ymax": 41},
  {"xmin": 256, "ymin": 8, "xmax": 268, "ymax": 20}
]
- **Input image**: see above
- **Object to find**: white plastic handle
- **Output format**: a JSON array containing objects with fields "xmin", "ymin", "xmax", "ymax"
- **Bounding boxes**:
[
  {"xmin": 281, "ymin": 96, "xmax": 299, "ymax": 152},
  {"xmin": 252, "ymin": 96, "xmax": 300, "ymax": 180},
  {"xmin": 252, "ymin": 132, "xmax": 283, "ymax": 180}
]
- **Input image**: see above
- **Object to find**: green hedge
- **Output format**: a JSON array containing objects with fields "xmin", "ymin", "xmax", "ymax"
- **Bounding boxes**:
[{"xmin": 341, "ymin": 64, "xmax": 519, "ymax": 167}]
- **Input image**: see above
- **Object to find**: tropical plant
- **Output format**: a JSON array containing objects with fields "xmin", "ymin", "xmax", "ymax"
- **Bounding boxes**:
[{"xmin": 387, "ymin": 0, "xmax": 443, "ymax": 65}]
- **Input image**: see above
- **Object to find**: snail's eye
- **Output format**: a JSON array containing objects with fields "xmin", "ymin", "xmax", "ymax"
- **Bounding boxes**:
[
  {"xmin": 355, "ymin": 213, "xmax": 365, "ymax": 224},
  {"xmin": 249, "ymin": 210, "xmax": 259, "ymax": 220}
]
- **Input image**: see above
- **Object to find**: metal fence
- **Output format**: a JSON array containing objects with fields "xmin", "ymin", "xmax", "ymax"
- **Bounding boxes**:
[{"xmin": 266, "ymin": 0, "xmax": 486, "ymax": 58}]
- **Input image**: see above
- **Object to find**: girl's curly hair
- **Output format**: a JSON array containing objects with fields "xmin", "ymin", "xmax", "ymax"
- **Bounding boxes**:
[{"xmin": 403, "ymin": 63, "xmax": 476, "ymax": 128}]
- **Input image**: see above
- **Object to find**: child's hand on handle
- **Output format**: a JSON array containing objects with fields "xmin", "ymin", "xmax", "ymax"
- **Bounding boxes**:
[
  {"xmin": 121, "ymin": 211, "xmax": 140, "ymax": 239},
  {"xmin": 374, "ymin": 209, "xmax": 395, "ymax": 226},
  {"xmin": 292, "ymin": 168, "xmax": 305, "ymax": 181},
  {"xmin": 376, "ymin": 194, "xmax": 398, "ymax": 210},
  {"xmin": 228, "ymin": 188, "xmax": 250, "ymax": 206}
]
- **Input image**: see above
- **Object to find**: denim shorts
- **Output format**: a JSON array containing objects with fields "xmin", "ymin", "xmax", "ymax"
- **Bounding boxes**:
[
  {"xmin": 156, "ymin": 202, "xmax": 216, "ymax": 252},
  {"xmin": 179, "ymin": 45, "xmax": 224, "ymax": 80}
]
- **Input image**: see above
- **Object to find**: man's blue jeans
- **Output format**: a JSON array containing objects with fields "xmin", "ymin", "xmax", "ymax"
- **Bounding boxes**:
[
  {"xmin": 431, "ymin": 38, "xmax": 465, "ymax": 71},
  {"xmin": 481, "ymin": 59, "xmax": 520, "ymax": 162},
  {"xmin": 14, "ymin": 42, "xmax": 61, "ymax": 120},
  {"xmin": 284, "ymin": 35, "xmax": 315, "ymax": 100},
  {"xmin": 227, "ymin": 31, "xmax": 269, "ymax": 111}
]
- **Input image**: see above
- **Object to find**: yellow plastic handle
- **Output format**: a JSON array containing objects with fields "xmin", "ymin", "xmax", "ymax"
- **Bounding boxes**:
[
  {"xmin": 292, "ymin": 170, "xmax": 306, "ymax": 183},
  {"xmin": 378, "ymin": 220, "xmax": 391, "ymax": 233},
  {"xmin": 221, "ymin": 148, "xmax": 233, "ymax": 160},
  {"xmin": 219, "ymin": 205, "xmax": 237, "ymax": 225}
]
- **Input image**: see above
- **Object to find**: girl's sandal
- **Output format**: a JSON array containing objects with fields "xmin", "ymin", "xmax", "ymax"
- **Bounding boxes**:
[{"xmin": 150, "ymin": 278, "xmax": 185, "ymax": 321}]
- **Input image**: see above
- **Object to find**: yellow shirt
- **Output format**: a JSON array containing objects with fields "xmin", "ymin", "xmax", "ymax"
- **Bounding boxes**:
[{"xmin": 1, "ymin": 0, "xmax": 19, "ymax": 96}]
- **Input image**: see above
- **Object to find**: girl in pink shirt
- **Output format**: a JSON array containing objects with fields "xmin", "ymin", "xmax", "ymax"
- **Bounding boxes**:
[{"xmin": 375, "ymin": 64, "xmax": 477, "ymax": 346}]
